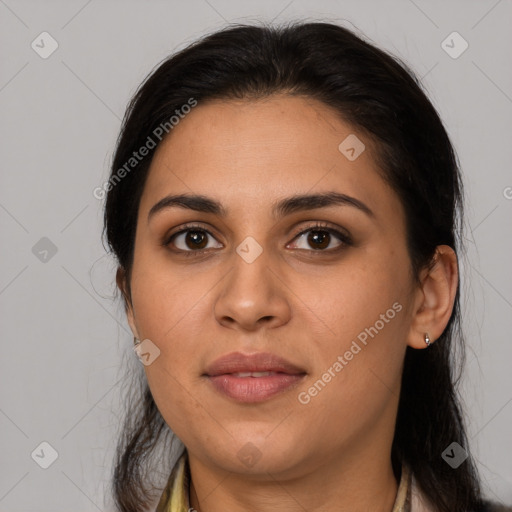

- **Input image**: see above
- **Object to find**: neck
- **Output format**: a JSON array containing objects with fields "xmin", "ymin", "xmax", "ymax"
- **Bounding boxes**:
[{"xmin": 188, "ymin": 444, "xmax": 400, "ymax": 512}]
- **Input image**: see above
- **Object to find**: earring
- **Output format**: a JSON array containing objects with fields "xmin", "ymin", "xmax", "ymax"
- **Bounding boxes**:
[
  {"xmin": 134, "ymin": 337, "xmax": 141, "ymax": 346},
  {"xmin": 424, "ymin": 333, "xmax": 431, "ymax": 347}
]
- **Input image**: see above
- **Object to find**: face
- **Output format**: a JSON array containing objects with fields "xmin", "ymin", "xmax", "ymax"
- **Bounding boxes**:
[{"xmin": 124, "ymin": 94, "xmax": 419, "ymax": 479}]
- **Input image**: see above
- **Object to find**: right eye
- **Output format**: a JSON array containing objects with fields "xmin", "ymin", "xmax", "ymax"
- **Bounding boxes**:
[{"xmin": 166, "ymin": 225, "xmax": 223, "ymax": 254}]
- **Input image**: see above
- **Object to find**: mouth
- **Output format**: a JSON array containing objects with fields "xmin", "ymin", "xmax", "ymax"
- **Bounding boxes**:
[{"xmin": 203, "ymin": 352, "xmax": 307, "ymax": 403}]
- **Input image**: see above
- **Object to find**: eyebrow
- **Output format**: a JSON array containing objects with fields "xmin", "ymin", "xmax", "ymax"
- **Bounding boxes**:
[{"xmin": 147, "ymin": 191, "xmax": 374, "ymax": 222}]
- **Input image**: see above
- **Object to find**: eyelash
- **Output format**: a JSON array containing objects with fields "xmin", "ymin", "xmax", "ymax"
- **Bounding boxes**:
[{"xmin": 163, "ymin": 222, "xmax": 353, "ymax": 258}]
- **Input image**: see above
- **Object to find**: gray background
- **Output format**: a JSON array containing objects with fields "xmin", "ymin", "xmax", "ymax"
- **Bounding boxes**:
[{"xmin": 1, "ymin": 0, "xmax": 511, "ymax": 510}]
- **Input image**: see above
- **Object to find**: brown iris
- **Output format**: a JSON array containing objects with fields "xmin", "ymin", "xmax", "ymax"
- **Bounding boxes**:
[
  {"xmin": 307, "ymin": 230, "xmax": 330, "ymax": 250},
  {"xmin": 185, "ymin": 230, "xmax": 208, "ymax": 250}
]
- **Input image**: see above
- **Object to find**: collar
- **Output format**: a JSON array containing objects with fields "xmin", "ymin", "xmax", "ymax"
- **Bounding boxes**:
[{"xmin": 155, "ymin": 452, "xmax": 428, "ymax": 512}]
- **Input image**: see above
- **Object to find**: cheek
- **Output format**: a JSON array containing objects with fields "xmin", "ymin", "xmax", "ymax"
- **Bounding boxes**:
[
  {"xmin": 296, "ymin": 251, "xmax": 410, "ymax": 403},
  {"xmin": 133, "ymin": 272, "xmax": 208, "ymax": 435},
  {"xmin": 144, "ymin": 363, "xmax": 208, "ymax": 448},
  {"xmin": 129, "ymin": 267, "xmax": 209, "ymax": 425},
  {"xmin": 130, "ymin": 259, "xmax": 205, "ymax": 344},
  {"xmin": 293, "ymin": 299, "xmax": 408, "ymax": 447},
  {"xmin": 310, "ymin": 250, "xmax": 409, "ymax": 341}
]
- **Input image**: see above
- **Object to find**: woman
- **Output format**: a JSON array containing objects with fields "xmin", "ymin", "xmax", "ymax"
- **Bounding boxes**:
[{"xmin": 103, "ymin": 21, "xmax": 511, "ymax": 512}]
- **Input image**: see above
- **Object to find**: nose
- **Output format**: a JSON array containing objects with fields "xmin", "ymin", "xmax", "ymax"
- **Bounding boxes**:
[{"xmin": 213, "ymin": 249, "xmax": 292, "ymax": 332}]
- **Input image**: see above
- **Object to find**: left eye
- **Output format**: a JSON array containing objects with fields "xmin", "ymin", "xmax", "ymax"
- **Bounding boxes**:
[
  {"xmin": 170, "ymin": 229, "xmax": 222, "ymax": 251},
  {"xmin": 288, "ymin": 228, "xmax": 348, "ymax": 251}
]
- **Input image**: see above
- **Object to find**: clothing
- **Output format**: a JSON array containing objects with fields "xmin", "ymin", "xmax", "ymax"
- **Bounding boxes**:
[
  {"xmin": 154, "ymin": 451, "xmax": 510, "ymax": 512},
  {"xmin": 155, "ymin": 451, "xmax": 190, "ymax": 512}
]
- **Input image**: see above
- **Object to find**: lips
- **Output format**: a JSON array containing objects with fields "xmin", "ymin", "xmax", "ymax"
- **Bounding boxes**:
[
  {"xmin": 204, "ymin": 351, "xmax": 306, "ymax": 377},
  {"xmin": 204, "ymin": 352, "xmax": 306, "ymax": 403}
]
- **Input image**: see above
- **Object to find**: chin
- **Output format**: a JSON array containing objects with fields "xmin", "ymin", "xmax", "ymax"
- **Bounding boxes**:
[{"xmin": 195, "ymin": 435, "xmax": 310, "ymax": 478}]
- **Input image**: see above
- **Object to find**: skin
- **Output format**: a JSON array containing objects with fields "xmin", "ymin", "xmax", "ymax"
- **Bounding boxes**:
[{"xmin": 119, "ymin": 94, "xmax": 458, "ymax": 512}]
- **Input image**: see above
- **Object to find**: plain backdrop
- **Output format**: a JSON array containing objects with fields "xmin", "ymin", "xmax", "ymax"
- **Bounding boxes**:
[{"xmin": 0, "ymin": 0, "xmax": 511, "ymax": 510}]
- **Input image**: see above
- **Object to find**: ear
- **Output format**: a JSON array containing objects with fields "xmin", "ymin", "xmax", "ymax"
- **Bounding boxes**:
[
  {"xmin": 406, "ymin": 245, "xmax": 459, "ymax": 349},
  {"xmin": 116, "ymin": 267, "xmax": 140, "ymax": 340}
]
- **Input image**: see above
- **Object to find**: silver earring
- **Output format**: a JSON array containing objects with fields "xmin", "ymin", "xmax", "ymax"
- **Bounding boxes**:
[
  {"xmin": 134, "ymin": 337, "xmax": 141, "ymax": 346},
  {"xmin": 424, "ymin": 333, "xmax": 431, "ymax": 347}
]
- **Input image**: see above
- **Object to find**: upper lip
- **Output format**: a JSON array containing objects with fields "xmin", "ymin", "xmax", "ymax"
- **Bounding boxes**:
[{"xmin": 204, "ymin": 351, "xmax": 306, "ymax": 376}]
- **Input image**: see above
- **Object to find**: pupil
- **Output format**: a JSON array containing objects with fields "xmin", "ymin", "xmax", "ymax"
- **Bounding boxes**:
[{"xmin": 308, "ymin": 230, "xmax": 329, "ymax": 249}]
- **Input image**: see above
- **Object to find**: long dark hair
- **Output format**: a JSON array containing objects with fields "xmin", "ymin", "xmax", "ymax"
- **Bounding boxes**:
[{"xmin": 104, "ymin": 20, "xmax": 485, "ymax": 512}]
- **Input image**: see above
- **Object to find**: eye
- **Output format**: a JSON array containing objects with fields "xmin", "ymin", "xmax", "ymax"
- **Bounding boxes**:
[
  {"xmin": 287, "ymin": 223, "xmax": 352, "ymax": 252},
  {"xmin": 164, "ymin": 222, "xmax": 352, "ymax": 256},
  {"xmin": 166, "ymin": 225, "xmax": 222, "ymax": 253}
]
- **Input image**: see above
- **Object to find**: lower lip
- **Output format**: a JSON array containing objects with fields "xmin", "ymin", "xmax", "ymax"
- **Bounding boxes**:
[{"xmin": 207, "ymin": 373, "xmax": 305, "ymax": 403}]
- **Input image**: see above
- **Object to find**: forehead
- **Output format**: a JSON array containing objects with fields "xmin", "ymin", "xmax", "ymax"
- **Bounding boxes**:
[
  {"xmin": 139, "ymin": 94, "xmax": 401, "ymax": 223},
  {"xmin": 151, "ymin": 94, "xmax": 362, "ymax": 170}
]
